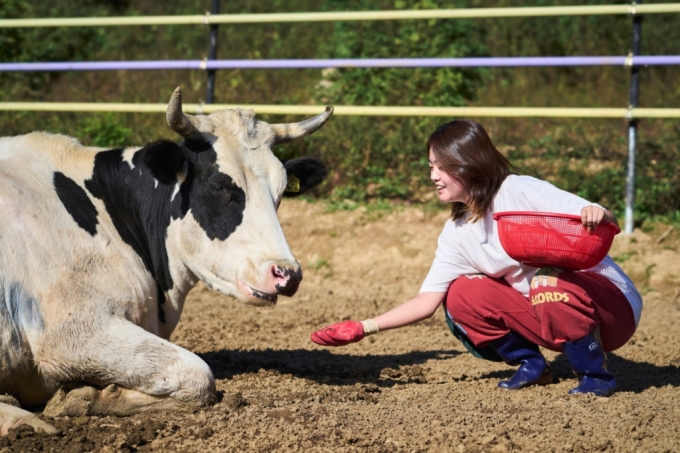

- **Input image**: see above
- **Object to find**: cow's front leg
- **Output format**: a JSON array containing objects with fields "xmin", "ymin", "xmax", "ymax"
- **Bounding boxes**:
[
  {"xmin": 44, "ymin": 383, "xmax": 207, "ymax": 417},
  {"xmin": 41, "ymin": 319, "xmax": 215, "ymax": 417}
]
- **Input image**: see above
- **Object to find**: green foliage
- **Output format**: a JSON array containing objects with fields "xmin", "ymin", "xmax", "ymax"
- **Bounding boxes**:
[
  {"xmin": 0, "ymin": 0, "xmax": 679, "ymax": 225},
  {"xmin": 77, "ymin": 113, "xmax": 132, "ymax": 147},
  {"xmin": 307, "ymin": 0, "xmax": 487, "ymax": 203},
  {"xmin": 513, "ymin": 122, "xmax": 680, "ymax": 226},
  {"xmin": 612, "ymin": 251, "xmax": 636, "ymax": 264},
  {"xmin": 0, "ymin": 0, "xmax": 122, "ymax": 99},
  {"xmin": 0, "ymin": 0, "xmax": 30, "ymax": 59},
  {"xmin": 307, "ymin": 258, "xmax": 331, "ymax": 270},
  {"xmin": 319, "ymin": 0, "xmax": 486, "ymax": 107}
]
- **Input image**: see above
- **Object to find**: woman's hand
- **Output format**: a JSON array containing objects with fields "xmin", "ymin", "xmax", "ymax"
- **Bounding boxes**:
[
  {"xmin": 311, "ymin": 321, "xmax": 365, "ymax": 346},
  {"xmin": 580, "ymin": 205, "xmax": 619, "ymax": 232},
  {"xmin": 310, "ymin": 292, "xmax": 445, "ymax": 347},
  {"xmin": 581, "ymin": 205, "xmax": 604, "ymax": 231}
]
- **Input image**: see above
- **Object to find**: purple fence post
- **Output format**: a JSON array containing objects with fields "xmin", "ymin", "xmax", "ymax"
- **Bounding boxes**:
[{"xmin": 205, "ymin": 0, "xmax": 221, "ymax": 104}]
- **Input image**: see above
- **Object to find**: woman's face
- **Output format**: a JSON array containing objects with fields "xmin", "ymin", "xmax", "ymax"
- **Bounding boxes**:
[{"xmin": 429, "ymin": 148, "xmax": 470, "ymax": 204}]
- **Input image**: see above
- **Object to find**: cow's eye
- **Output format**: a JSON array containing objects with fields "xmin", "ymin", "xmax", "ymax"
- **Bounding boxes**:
[
  {"xmin": 220, "ymin": 188, "xmax": 233, "ymax": 202},
  {"xmin": 219, "ymin": 187, "xmax": 233, "ymax": 202},
  {"xmin": 209, "ymin": 183, "xmax": 233, "ymax": 201}
]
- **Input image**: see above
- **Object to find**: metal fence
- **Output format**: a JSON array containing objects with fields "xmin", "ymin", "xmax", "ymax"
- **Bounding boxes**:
[{"xmin": 2, "ymin": 2, "xmax": 680, "ymax": 231}]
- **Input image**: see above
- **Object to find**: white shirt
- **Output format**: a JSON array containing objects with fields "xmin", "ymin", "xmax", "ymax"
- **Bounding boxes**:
[{"xmin": 420, "ymin": 175, "xmax": 642, "ymax": 325}]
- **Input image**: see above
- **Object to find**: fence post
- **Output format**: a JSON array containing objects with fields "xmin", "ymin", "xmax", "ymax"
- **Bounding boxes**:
[
  {"xmin": 205, "ymin": 0, "xmax": 220, "ymax": 104},
  {"xmin": 625, "ymin": 0, "xmax": 643, "ymax": 234}
]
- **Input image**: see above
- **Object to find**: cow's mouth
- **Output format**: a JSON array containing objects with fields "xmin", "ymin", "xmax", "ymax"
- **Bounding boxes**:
[
  {"xmin": 251, "ymin": 289, "xmax": 278, "ymax": 303},
  {"xmin": 237, "ymin": 279, "xmax": 278, "ymax": 306}
]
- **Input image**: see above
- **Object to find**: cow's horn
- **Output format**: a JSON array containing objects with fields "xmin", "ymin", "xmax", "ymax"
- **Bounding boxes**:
[
  {"xmin": 166, "ymin": 87, "xmax": 202, "ymax": 139},
  {"xmin": 270, "ymin": 106, "xmax": 334, "ymax": 145}
]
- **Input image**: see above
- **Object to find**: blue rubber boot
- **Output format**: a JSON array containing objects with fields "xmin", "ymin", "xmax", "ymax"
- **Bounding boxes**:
[
  {"xmin": 562, "ymin": 332, "xmax": 616, "ymax": 396},
  {"xmin": 490, "ymin": 331, "xmax": 553, "ymax": 389}
]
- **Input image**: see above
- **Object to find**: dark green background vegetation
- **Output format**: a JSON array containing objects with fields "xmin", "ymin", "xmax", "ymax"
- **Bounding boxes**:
[{"xmin": 1, "ymin": 0, "xmax": 679, "ymax": 225}]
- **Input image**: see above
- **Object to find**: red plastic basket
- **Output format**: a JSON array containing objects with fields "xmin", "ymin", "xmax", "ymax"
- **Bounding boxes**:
[{"xmin": 492, "ymin": 211, "xmax": 621, "ymax": 270}]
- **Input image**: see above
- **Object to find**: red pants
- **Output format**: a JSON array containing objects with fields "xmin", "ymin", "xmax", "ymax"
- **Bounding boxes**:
[{"xmin": 445, "ymin": 270, "xmax": 636, "ymax": 352}]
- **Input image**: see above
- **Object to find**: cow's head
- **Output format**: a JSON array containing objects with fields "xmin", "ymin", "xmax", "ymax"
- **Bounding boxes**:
[{"xmin": 145, "ymin": 87, "xmax": 331, "ymax": 306}]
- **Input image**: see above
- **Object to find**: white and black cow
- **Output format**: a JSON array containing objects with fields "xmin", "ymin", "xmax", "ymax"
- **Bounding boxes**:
[{"xmin": 0, "ymin": 87, "xmax": 332, "ymax": 434}]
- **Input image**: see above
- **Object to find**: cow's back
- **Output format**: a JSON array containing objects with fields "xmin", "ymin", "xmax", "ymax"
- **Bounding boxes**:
[{"xmin": 0, "ymin": 133, "xmax": 105, "ymax": 287}]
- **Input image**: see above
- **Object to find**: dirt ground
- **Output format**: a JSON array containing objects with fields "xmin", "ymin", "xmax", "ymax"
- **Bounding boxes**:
[{"xmin": 3, "ymin": 199, "xmax": 680, "ymax": 452}]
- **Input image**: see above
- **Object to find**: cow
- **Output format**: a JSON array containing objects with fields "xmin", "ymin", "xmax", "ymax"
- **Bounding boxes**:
[{"xmin": 0, "ymin": 87, "xmax": 332, "ymax": 435}]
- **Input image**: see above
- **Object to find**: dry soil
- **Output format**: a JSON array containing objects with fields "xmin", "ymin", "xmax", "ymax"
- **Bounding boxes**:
[{"xmin": 3, "ymin": 199, "xmax": 680, "ymax": 452}]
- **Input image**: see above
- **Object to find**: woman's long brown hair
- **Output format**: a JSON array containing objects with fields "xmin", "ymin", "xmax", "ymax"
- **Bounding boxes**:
[{"xmin": 427, "ymin": 120, "xmax": 514, "ymax": 222}]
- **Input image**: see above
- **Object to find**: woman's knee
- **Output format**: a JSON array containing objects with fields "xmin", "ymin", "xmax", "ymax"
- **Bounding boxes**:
[{"xmin": 444, "ymin": 276, "xmax": 488, "ymax": 314}]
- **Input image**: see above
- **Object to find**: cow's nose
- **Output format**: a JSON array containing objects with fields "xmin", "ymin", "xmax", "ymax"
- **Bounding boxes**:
[{"xmin": 270, "ymin": 264, "xmax": 302, "ymax": 297}]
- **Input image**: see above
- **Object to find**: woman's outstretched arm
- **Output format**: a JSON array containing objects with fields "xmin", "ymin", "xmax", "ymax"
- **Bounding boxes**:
[
  {"xmin": 311, "ymin": 292, "xmax": 446, "ymax": 346},
  {"xmin": 372, "ymin": 292, "xmax": 446, "ymax": 331}
]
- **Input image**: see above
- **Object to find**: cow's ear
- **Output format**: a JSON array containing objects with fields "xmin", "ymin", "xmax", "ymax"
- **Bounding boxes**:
[
  {"xmin": 282, "ymin": 157, "xmax": 328, "ymax": 197},
  {"xmin": 142, "ymin": 140, "xmax": 187, "ymax": 184}
]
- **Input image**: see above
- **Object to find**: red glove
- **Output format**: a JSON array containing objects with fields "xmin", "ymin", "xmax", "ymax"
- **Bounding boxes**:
[{"xmin": 311, "ymin": 320, "xmax": 365, "ymax": 346}]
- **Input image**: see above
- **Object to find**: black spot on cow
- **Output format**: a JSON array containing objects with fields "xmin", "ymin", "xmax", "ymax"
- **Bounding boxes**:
[
  {"xmin": 282, "ymin": 158, "xmax": 327, "ymax": 197},
  {"xmin": 53, "ymin": 171, "xmax": 99, "ymax": 236},
  {"xmin": 185, "ymin": 147, "xmax": 246, "ymax": 241},
  {"xmin": 184, "ymin": 138, "xmax": 213, "ymax": 153},
  {"xmin": 83, "ymin": 140, "xmax": 247, "ymax": 322},
  {"xmin": 84, "ymin": 148, "xmax": 177, "ymax": 322},
  {"xmin": 142, "ymin": 140, "xmax": 186, "ymax": 184}
]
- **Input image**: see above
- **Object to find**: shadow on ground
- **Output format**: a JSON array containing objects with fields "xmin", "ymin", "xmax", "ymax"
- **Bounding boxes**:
[
  {"xmin": 476, "ymin": 352, "xmax": 680, "ymax": 392},
  {"xmin": 201, "ymin": 348, "xmax": 461, "ymax": 386}
]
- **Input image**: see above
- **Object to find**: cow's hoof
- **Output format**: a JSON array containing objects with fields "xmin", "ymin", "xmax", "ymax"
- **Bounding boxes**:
[
  {"xmin": 0, "ymin": 402, "xmax": 59, "ymax": 436},
  {"xmin": 9, "ymin": 415, "xmax": 60, "ymax": 436},
  {"xmin": 43, "ymin": 386, "xmax": 97, "ymax": 418}
]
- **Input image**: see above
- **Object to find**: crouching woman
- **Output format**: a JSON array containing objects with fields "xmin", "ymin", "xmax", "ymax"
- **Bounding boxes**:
[{"xmin": 311, "ymin": 120, "xmax": 642, "ymax": 397}]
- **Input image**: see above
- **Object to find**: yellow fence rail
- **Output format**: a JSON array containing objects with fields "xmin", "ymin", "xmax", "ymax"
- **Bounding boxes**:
[
  {"xmin": 2, "ymin": 3, "xmax": 678, "ymax": 232},
  {"xmin": 2, "ymin": 4, "xmax": 680, "ymax": 28},
  {"xmin": 1, "ymin": 103, "xmax": 680, "ymax": 118}
]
